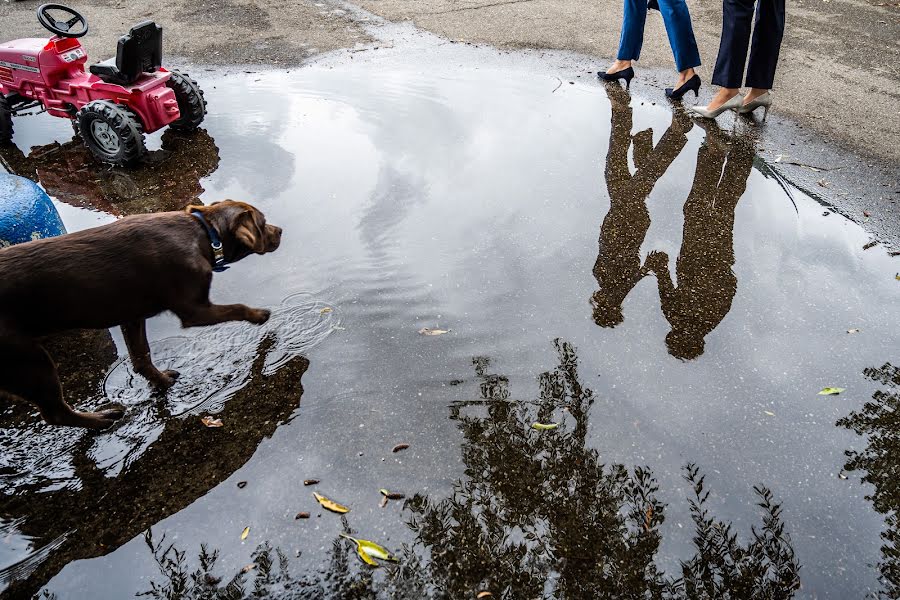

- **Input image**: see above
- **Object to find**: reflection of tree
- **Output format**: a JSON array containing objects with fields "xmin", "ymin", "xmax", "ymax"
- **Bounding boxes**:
[
  {"xmin": 131, "ymin": 340, "xmax": 800, "ymax": 599},
  {"xmin": 644, "ymin": 124, "xmax": 754, "ymax": 360},
  {"xmin": 0, "ymin": 129, "xmax": 220, "ymax": 216},
  {"xmin": 837, "ymin": 362, "xmax": 900, "ymax": 598},
  {"xmin": 0, "ymin": 340, "xmax": 308, "ymax": 599},
  {"xmin": 592, "ymin": 87, "xmax": 691, "ymax": 328}
]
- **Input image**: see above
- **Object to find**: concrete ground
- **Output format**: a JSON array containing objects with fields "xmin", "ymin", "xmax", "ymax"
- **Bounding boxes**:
[{"xmin": 0, "ymin": 0, "xmax": 371, "ymax": 65}]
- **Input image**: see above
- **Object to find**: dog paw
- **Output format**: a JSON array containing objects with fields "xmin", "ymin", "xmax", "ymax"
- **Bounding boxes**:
[
  {"xmin": 151, "ymin": 370, "xmax": 180, "ymax": 390},
  {"xmin": 248, "ymin": 308, "xmax": 271, "ymax": 325}
]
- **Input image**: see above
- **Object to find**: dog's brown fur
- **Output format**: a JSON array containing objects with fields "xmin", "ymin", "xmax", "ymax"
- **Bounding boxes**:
[{"xmin": 0, "ymin": 200, "xmax": 282, "ymax": 429}]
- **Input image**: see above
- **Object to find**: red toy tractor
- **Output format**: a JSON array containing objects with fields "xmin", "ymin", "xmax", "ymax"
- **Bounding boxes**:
[{"xmin": 0, "ymin": 4, "xmax": 206, "ymax": 166}]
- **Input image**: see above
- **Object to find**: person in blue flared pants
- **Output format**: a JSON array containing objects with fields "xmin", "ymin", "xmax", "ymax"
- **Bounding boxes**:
[{"xmin": 599, "ymin": 0, "xmax": 703, "ymax": 101}]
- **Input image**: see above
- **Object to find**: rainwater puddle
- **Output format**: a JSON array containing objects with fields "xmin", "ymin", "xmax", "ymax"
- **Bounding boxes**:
[{"xmin": 0, "ymin": 45, "xmax": 898, "ymax": 599}]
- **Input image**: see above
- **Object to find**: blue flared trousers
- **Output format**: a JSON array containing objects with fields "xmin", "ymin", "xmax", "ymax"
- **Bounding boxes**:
[{"xmin": 617, "ymin": 0, "xmax": 701, "ymax": 72}]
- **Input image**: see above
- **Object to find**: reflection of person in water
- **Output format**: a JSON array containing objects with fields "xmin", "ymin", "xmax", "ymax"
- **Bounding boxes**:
[
  {"xmin": 592, "ymin": 87, "xmax": 692, "ymax": 328},
  {"xmin": 0, "ymin": 339, "xmax": 308, "ymax": 599},
  {"xmin": 643, "ymin": 122, "xmax": 754, "ymax": 360},
  {"xmin": 0, "ymin": 129, "xmax": 220, "ymax": 216}
]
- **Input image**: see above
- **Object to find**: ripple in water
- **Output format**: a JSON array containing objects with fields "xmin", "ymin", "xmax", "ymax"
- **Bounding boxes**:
[{"xmin": 0, "ymin": 293, "xmax": 337, "ymax": 489}]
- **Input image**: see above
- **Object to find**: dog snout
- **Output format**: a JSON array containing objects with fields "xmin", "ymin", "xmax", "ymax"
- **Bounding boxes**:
[{"xmin": 266, "ymin": 225, "xmax": 282, "ymax": 252}]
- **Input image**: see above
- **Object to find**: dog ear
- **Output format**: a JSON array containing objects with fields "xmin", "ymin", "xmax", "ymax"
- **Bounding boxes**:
[{"xmin": 233, "ymin": 210, "xmax": 267, "ymax": 254}]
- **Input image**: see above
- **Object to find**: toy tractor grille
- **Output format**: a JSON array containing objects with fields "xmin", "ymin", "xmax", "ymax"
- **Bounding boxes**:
[{"xmin": 0, "ymin": 67, "xmax": 12, "ymax": 84}]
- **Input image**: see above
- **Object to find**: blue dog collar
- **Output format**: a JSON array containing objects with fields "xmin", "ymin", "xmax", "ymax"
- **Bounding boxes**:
[{"xmin": 190, "ymin": 210, "xmax": 229, "ymax": 272}]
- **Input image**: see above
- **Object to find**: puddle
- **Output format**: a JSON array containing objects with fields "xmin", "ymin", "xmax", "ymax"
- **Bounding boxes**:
[{"xmin": 0, "ymin": 42, "xmax": 898, "ymax": 599}]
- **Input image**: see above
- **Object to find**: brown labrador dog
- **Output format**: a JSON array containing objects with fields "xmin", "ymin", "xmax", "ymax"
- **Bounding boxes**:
[{"xmin": 0, "ymin": 200, "xmax": 282, "ymax": 429}]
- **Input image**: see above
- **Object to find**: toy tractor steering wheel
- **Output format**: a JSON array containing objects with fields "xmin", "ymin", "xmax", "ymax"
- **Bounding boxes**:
[{"xmin": 37, "ymin": 4, "xmax": 89, "ymax": 38}]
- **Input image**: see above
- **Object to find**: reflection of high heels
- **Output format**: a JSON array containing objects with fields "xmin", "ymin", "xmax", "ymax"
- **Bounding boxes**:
[
  {"xmin": 689, "ymin": 95, "xmax": 742, "ymax": 119},
  {"xmin": 738, "ymin": 91, "xmax": 773, "ymax": 120},
  {"xmin": 598, "ymin": 67, "xmax": 635, "ymax": 90},
  {"xmin": 665, "ymin": 74, "xmax": 701, "ymax": 100}
]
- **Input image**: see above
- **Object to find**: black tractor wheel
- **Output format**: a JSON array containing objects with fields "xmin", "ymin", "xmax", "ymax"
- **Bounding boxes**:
[
  {"xmin": 0, "ymin": 96, "xmax": 13, "ymax": 145},
  {"xmin": 76, "ymin": 100, "xmax": 146, "ymax": 166},
  {"xmin": 166, "ymin": 70, "xmax": 207, "ymax": 131}
]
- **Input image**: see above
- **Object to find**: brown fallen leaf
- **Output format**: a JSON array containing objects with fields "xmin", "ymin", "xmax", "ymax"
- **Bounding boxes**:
[
  {"xmin": 477, "ymin": 593, "xmax": 494, "ymax": 599},
  {"xmin": 392, "ymin": 443, "xmax": 410, "ymax": 453},
  {"xmin": 863, "ymin": 211, "xmax": 871, "ymax": 217},
  {"xmin": 379, "ymin": 496, "xmax": 388, "ymax": 508},
  {"xmin": 241, "ymin": 563, "xmax": 256, "ymax": 573},
  {"xmin": 863, "ymin": 241, "xmax": 878, "ymax": 250},
  {"xmin": 313, "ymin": 492, "xmax": 350, "ymax": 514},
  {"xmin": 303, "ymin": 479, "xmax": 320, "ymax": 486},
  {"xmin": 847, "ymin": 328, "xmax": 860, "ymax": 334},
  {"xmin": 237, "ymin": 481, "xmax": 247, "ymax": 489},
  {"xmin": 295, "ymin": 512, "xmax": 310, "ymax": 519},
  {"xmin": 241, "ymin": 526, "xmax": 250, "ymax": 540},
  {"xmin": 418, "ymin": 328, "xmax": 450, "ymax": 336},
  {"xmin": 201, "ymin": 416, "xmax": 223, "ymax": 428},
  {"xmin": 379, "ymin": 489, "xmax": 405, "ymax": 500}
]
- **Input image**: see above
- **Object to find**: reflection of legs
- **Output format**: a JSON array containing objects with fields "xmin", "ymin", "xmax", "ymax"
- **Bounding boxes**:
[
  {"xmin": 745, "ymin": 0, "xmax": 785, "ymax": 89},
  {"xmin": 121, "ymin": 320, "xmax": 179, "ymax": 389},
  {"xmin": 657, "ymin": 0, "xmax": 701, "ymax": 72},
  {"xmin": 0, "ymin": 338, "xmax": 123, "ymax": 429}
]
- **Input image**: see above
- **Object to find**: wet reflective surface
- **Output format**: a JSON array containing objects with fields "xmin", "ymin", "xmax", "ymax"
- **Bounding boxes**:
[{"xmin": 0, "ymin": 46, "xmax": 898, "ymax": 598}]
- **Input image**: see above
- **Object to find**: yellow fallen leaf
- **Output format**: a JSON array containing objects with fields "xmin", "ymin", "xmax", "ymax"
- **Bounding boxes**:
[
  {"xmin": 340, "ymin": 534, "xmax": 398, "ymax": 567},
  {"xmin": 418, "ymin": 328, "xmax": 450, "ymax": 336},
  {"xmin": 818, "ymin": 387, "xmax": 845, "ymax": 396},
  {"xmin": 764, "ymin": 410, "xmax": 775, "ymax": 416},
  {"xmin": 320, "ymin": 307, "xmax": 333, "ymax": 314},
  {"xmin": 313, "ymin": 492, "xmax": 350, "ymax": 514},
  {"xmin": 241, "ymin": 526, "xmax": 250, "ymax": 540},
  {"xmin": 201, "ymin": 416, "xmax": 223, "ymax": 428},
  {"xmin": 532, "ymin": 422, "xmax": 559, "ymax": 430}
]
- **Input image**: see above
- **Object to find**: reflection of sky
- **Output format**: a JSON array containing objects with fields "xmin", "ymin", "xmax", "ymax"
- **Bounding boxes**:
[{"xmin": 4, "ymin": 51, "xmax": 895, "ymax": 599}]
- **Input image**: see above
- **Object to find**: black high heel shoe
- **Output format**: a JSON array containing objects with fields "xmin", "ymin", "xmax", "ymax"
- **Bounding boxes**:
[
  {"xmin": 598, "ymin": 67, "xmax": 635, "ymax": 90},
  {"xmin": 665, "ymin": 74, "xmax": 701, "ymax": 100}
]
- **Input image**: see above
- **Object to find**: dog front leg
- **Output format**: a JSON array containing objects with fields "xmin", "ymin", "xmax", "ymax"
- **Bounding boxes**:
[
  {"xmin": 121, "ymin": 320, "xmax": 179, "ymax": 389},
  {"xmin": 175, "ymin": 303, "xmax": 270, "ymax": 328}
]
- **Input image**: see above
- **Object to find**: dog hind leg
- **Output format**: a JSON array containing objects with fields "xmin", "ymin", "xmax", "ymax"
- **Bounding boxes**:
[{"xmin": 0, "ymin": 336, "xmax": 124, "ymax": 429}]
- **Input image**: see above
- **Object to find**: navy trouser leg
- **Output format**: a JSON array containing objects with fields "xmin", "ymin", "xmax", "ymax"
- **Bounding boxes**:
[
  {"xmin": 657, "ymin": 0, "xmax": 702, "ymax": 71},
  {"xmin": 745, "ymin": 0, "xmax": 785, "ymax": 88},
  {"xmin": 617, "ymin": 0, "xmax": 649, "ymax": 61},
  {"xmin": 711, "ymin": 0, "xmax": 755, "ymax": 88}
]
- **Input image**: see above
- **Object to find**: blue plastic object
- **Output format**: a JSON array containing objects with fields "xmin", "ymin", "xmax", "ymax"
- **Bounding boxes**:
[{"xmin": 0, "ymin": 174, "xmax": 67, "ymax": 247}]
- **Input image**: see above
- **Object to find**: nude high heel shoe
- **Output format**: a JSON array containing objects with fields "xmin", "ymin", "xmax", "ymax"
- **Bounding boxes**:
[
  {"xmin": 738, "ymin": 91, "xmax": 773, "ymax": 120},
  {"xmin": 689, "ymin": 94, "xmax": 742, "ymax": 119}
]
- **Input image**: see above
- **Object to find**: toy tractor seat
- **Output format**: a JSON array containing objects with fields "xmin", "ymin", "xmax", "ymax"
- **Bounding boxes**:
[{"xmin": 89, "ymin": 21, "xmax": 162, "ymax": 85}]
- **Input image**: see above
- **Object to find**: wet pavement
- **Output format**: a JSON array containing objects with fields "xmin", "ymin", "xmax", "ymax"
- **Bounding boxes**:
[{"xmin": 0, "ymin": 42, "xmax": 898, "ymax": 599}]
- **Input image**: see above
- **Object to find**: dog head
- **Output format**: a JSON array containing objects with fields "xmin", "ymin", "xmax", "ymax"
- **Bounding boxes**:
[{"xmin": 187, "ymin": 200, "xmax": 282, "ymax": 263}]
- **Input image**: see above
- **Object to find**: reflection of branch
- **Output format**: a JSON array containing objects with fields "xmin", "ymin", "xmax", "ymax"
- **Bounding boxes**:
[{"xmin": 837, "ymin": 362, "xmax": 900, "ymax": 598}]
